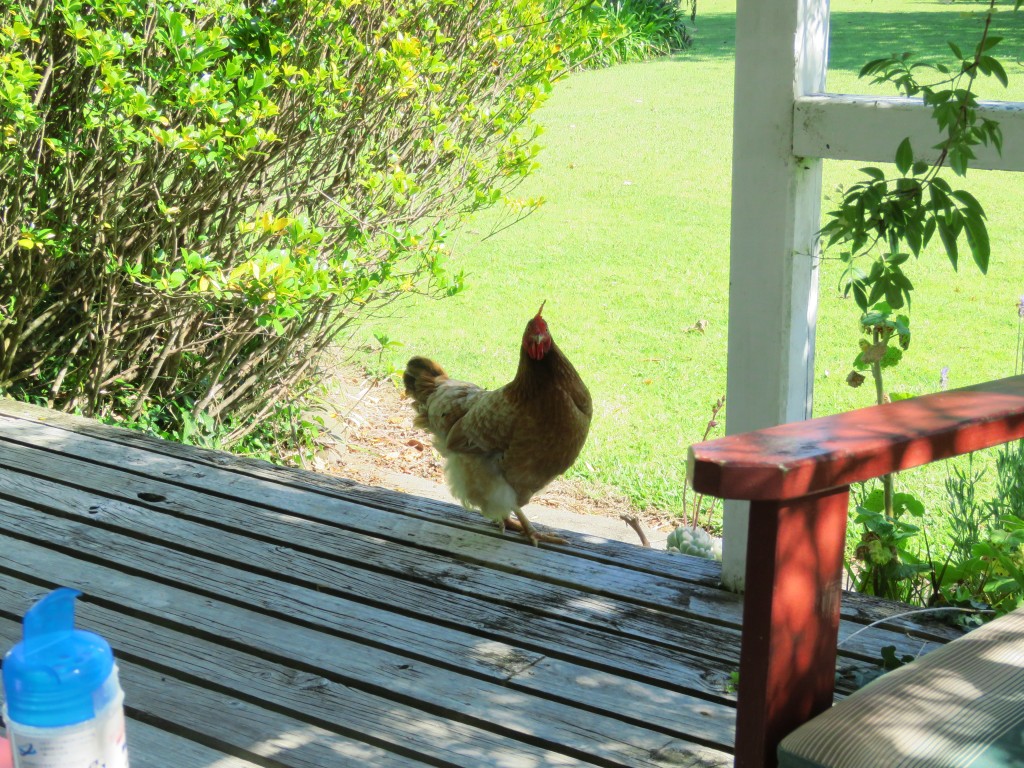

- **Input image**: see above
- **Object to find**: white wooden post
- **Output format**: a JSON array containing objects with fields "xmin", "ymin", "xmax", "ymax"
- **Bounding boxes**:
[{"xmin": 722, "ymin": 0, "xmax": 830, "ymax": 592}]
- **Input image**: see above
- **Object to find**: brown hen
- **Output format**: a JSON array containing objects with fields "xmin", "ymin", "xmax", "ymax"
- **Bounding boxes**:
[{"xmin": 403, "ymin": 303, "xmax": 592, "ymax": 545}]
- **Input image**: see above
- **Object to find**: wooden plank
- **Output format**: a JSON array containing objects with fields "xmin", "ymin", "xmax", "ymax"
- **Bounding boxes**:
[
  {"xmin": 125, "ymin": 720, "xmax": 266, "ymax": 768},
  {"xmin": 0, "ymin": 562, "xmax": 730, "ymax": 766},
  {"xmin": 0, "ymin": 515, "xmax": 740, "ymax": 746},
  {"xmin": 0, "ymin": 516, "xmax": 742, "ymax": 714},
  {"xmin": 0, "ymin": 415, "xmax": 957, "ymax": 646},
  {"xmin": 0, "ymin": 488, "xmax": 933, "ymax": 722},
  {"xmin": 0, "ymin": 636, "xmax": 433, "ymax": 767},
  {"xmin": 0, "ymin": 582, "xmax": 622, "ymax": 768},
  {"xmin": 0, "ymin": 422, "xmax": 747, "ymax": 626},
  {"xmin": 0, "ymin": 510, "xmax": 868, "ymax": 727},
  {"xmin": 794, "ymin": 94, "xmax": 1024, "ymax": 172},
  {"xmin": 2, "ymin": 718, "xmax": 264, "ymax": 768},
  {"xmin": 0, "ymin": 445, "xmax": 945, "ymax": 668},
  {"xmin": 0, "ymin": 400, "xmax": 719, "ymax": 586},
  {"xmin": 839, "ymin": 589, "xmax": 961, "ymax": 643},
  {"xmin": 0, "ymin": 403, "xmax": 963, "ymax": 646},
  {"xmin": 0, "ymin": 452, "xmax": 744, "ymax": 684},
  {"xmin": 689, "ymin": 375, "xmax": 1024, "ymax": 500}
]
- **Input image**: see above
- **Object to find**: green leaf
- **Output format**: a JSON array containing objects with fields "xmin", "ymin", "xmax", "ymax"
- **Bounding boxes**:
[
  {"xmin": 949, "ymin": 147, "xmax": 969, "ymax": 177},
  {"xmin": 937, "ymin": 217, "xmax": 959, "ymax": 270},
  {"xmin": 928, "ymin": 184, "xmax": 951, "ymax": 213},
  {"xmin": 895, "ymin": 137, "xmax": 913, "ymax": 175},
  {"xmin": 880, "ymin": 645, "xmax": 914, "ymax": 670},
  {"xmin": 986, "ymin": 121, "xmax": 1004, "ymax": 154},
  {"xmin": 859, "ymin": 58, "xmax": 891, "ymax": 78},
  {"xmin": 951, "ymin": 189, "xmax": 985, "ymax": 218},
  {"xmin": 251, "ymin": 68, "xmax": 268, "ymax": 92},
  {"xmin": 852, "ymin": 281, "xmax": 869, "ymax": 311},
  {"xmin": 891, "ymin": 269, "xmax": 914, "ymax": 294},
  {"xmin": 861, "ymin": 489, "xmax": 886, "ymax": 513},
  {"xmin": 982, "ymin": 35, "xmax": 1003, "ymax": 52},
  {"xmin": 964, "ymin": 215, "xmax": 990, "ymax": 274},
  {"xmin": 893, "ymin": 492, "xmax": 925, "ymax": 517},
  {"xmin": 982, "ymin": 56, "xmax": 1008, "ymax": 87},
  {"xmin": 922, "ymin": 217, "xmax": 936, "ymax": 248},
  {"xmin": 933, "ymin": 102, "xmax": 957, "ymax": 132},
  {"xmin": 168, "ymin": 12, "xmax": 186, "ymax": 47},
  {"xmin": 906, "ymin": 223, "xmax": 922, "ymax": 256},
  {"xmin": 869, "ymin": 277, "xmax": 887, "ymax": 306},
  {"xmin": 860, "ymin": 167, "xmax": 886, "ymax": 182},
  {"xmin": 884, "ymin": 286, "xmax": 905, "ymax": 310},
  {"xmin": 948, "ymin": 41, "xmax": 963, "ymax": 60}
]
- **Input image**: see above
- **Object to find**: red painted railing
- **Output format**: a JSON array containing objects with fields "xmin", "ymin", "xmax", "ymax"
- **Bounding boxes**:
[{"xmin": 687, "ymin": 375, "xmax": 1024, "ymax": 768}]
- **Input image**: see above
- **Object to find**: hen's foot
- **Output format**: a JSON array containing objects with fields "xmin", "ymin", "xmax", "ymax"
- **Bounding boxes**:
[{"xmin": 507, "ymin": 508, "xmax": 568, "ymax": 547}]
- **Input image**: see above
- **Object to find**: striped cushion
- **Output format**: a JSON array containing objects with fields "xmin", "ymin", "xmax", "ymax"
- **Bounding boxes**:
[{"xmin": 778, "ymin": 607, "xmax": 1024, "ymax": 768}]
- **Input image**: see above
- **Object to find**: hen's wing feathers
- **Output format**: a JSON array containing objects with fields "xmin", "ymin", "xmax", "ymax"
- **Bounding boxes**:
[
  {"xmin": 420, "ymin": 379, "xmax": 512, "ymax": 457},
  {"xmin": 445, "ymin": 388, "xmax": 517, "ymax": 455},
  {"xmin": 417, "ymin": 380, "xmax": 478, "ymax": 434}
]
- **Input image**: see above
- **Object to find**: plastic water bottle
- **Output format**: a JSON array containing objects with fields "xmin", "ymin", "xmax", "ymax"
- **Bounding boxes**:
[{"xmin": 2, "ymin": 588, "xmax": 129, "ymax": 768}]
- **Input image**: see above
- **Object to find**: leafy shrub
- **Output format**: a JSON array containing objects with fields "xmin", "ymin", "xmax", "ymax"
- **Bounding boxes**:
[
  {"xmin": 926, "ymin": 444, "xmax": 1024, "ymax": 618},
  {"xmin": 549, "ymin": 0, "xmax": 695, "ymax": 69},
  {"xmin": 848, "ymin": 442, "xmax": 1024, "ymax": 618},
  {"xmin": 0, "ymin": 0, "xmax": 558, "ymax": 443}
]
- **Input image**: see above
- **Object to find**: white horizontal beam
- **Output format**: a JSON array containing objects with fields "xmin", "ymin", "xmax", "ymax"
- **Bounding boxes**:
[{"xmin": 794, "ymin": 94, "xmax": 1024, "ymax": 171}]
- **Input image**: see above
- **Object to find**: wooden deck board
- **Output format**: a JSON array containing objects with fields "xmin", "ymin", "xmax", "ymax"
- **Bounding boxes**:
[
  {"xmin": 0, "ymin": 434, "xmax": 943, "ymax": 674},
  {"xmin": 126, "ymin": 719, "xmax": 266, "ymax": 768},
  {"xmin": 0, "ymin": 400, "xmax": 963, "ymax": 766}
]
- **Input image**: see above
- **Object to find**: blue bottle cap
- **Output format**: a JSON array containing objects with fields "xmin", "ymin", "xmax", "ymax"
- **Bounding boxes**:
[{"xmin": 2, "ymin": 588, "xmax": 114, "ymax": 727}]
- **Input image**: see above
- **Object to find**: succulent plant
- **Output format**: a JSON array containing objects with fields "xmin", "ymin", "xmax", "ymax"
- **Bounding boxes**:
[{"xmin": 666, "ymin": 526, "xmax": 723, "ymax": 561}]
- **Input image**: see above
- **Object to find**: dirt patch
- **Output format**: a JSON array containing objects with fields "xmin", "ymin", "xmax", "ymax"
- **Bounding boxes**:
[{"xmin": 311, "ymin": 366, "xmax": 674, "ymax": 542}]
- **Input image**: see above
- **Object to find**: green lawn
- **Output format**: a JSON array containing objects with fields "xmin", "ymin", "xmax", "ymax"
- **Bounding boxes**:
[{"xmin": 361, "ymin": 0, "xmax": 1024, "ymax": 524}]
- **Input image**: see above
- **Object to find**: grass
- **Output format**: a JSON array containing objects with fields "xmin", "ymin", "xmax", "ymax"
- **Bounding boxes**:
[{"xmin": 358, "ymin": 0, "xmax": 1024, "ymax": 526}]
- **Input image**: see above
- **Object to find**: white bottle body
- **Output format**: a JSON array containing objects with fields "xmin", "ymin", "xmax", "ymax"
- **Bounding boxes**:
[{"xmin": 3, "ymin": 669, "xmax": 128, "ymax": 768}]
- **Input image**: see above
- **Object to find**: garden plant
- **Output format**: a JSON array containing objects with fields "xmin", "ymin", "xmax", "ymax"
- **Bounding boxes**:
[
  {"xmin": 0, "ymin": 0, "xmax": 562, "ymax": 455},
  {"xmin": 822, "ymin": 0, "xmax": 1024, "ymax": 616},
  {"xmin": 549, "ymin": 0, "xmax": 696, "ymax": 68}
]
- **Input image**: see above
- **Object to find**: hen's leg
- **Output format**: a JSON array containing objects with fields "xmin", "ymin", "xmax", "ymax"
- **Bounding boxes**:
[{"xmin": 510, "ymin": 506, "xmax": 568, "ymax": 546}]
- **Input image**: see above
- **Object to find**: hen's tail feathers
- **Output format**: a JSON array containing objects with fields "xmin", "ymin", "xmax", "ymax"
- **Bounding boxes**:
[{"xmin": 403, "ymin": 357, "xmax": 448, "ymax": 409}]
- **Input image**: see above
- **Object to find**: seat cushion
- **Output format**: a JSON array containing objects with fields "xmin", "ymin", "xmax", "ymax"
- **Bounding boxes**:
[{"xmin": 779, "ymin": 607, "xmax": 1024, "ymax": 768}]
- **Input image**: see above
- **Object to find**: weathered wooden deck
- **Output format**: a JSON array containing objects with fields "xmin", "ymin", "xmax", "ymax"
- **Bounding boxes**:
[{"xmin": 0, "ymin": 399, "xmax": 962, "ymax": 767}]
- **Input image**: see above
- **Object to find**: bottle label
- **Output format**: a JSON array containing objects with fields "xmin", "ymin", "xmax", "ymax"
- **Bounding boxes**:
[{"xmin": 6, "ymin": 703, "xmax": 128, "ymax": 768}]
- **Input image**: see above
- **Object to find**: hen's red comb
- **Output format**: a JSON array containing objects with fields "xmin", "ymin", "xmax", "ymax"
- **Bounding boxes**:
[{"xmin": 536, "ymin": 301, "xmax": 546, "ymax": 317}]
